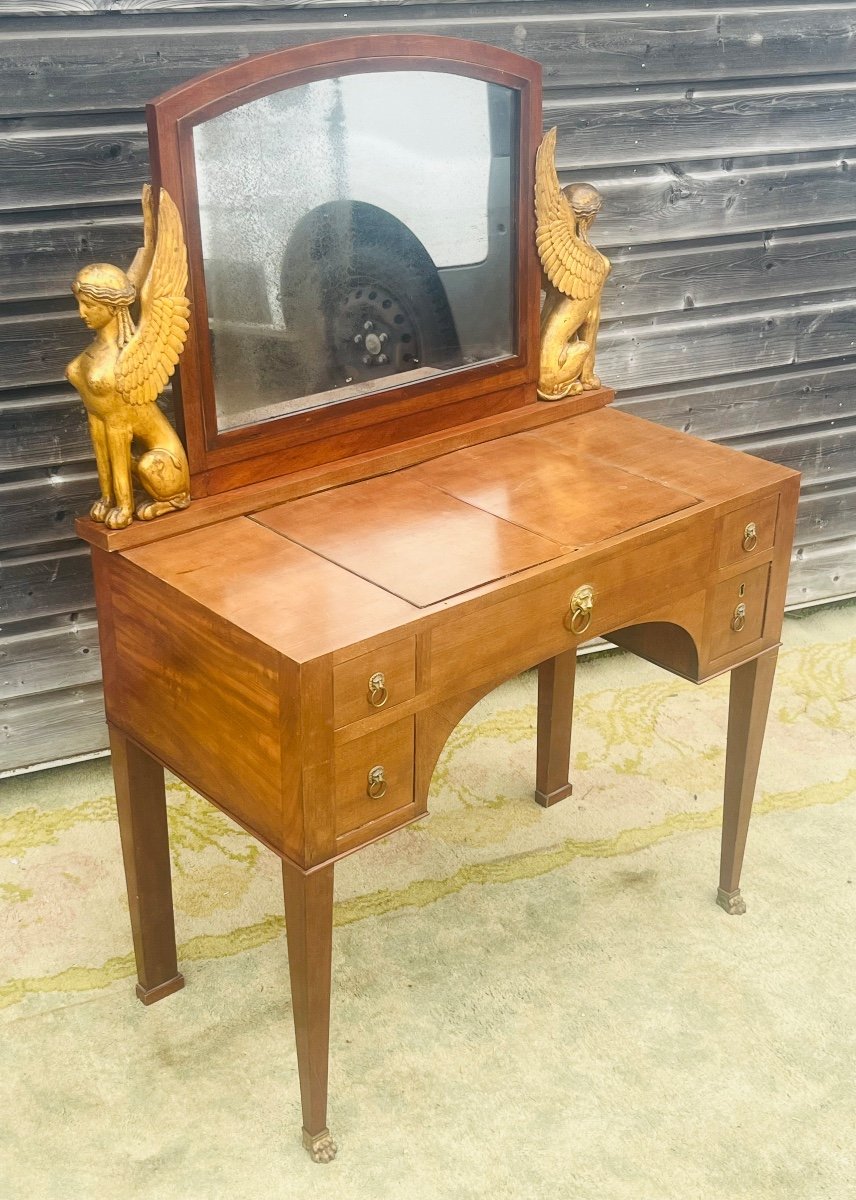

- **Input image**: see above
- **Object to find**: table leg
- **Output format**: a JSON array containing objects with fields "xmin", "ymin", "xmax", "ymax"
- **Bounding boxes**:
[
  {"xmin": 282, "ymin": 860, "xmax": 337, "ymax": 1163},
  {"xmin": 535, "ymin": 649, "xmax": 577, "ymax": 807},
  {"xmin": 110, "ymin": 726, "xmax": 184, "ymax": 1004},
  {"xmin": 718, "ymin": 648, "xmax": 778, "ymax": 915}
]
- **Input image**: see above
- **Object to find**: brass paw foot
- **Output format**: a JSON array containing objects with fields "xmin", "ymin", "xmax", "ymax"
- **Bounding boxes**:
[
  {"xmin": 302, "ymin": 1127, "xmax": 337, "ymax": 1163},
  {"xmin": 716, "ymin": 887, "xmax": 746, "ymax": 915}
]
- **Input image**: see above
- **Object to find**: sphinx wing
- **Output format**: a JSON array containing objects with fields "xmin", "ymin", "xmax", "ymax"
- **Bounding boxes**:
[
  {"xmin": 535, "ymin": 127, "xmax": 606, "ymax": 302},
  {"xmin": 116, "ymin": 188, "xmax": 190, "ymax": 408}
]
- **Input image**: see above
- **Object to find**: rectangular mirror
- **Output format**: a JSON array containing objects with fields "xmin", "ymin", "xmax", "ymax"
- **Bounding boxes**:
[{"xmin": 192, "ymin": 72, "xmax": 518, "ymax": 433}]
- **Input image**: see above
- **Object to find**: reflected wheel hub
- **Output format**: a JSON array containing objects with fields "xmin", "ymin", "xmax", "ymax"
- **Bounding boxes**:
[{"xmin": 332, "ymin": 281, "xmax": 420, "ymax": 380}]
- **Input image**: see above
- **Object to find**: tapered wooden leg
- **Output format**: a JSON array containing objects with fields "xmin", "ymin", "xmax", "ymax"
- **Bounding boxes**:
[
  {"xmin": 718, "ymin": 648, "xmax": 778, "ymax": 915},
  {"xmin": 110, "ymin": 726, "xmax": 184, "ymax": 1004},
  {"xmin": 535, "ymin": 649, "xmax": 577, "ymax": 807},
  {"xmin": 282, "ymin": 860, "xmax": 336, "ymax": 1163}
]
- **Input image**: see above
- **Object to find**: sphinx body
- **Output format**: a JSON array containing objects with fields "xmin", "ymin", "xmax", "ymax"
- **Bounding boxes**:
[{"xmin": 66, "ymin": 187, "xmax": 191, "ymax": 529}]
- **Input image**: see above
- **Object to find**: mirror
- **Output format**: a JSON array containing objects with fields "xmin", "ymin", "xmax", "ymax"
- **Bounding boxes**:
[{"xmin": 192, "ymin": 71, "xmax": 518, "ymax": 432}]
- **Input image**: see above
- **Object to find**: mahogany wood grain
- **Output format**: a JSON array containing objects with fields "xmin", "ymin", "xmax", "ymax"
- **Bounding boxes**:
[
  {"xmin": 526, "ymin": 407, "xmax": 791, "ymax": 502},
  {"xmin": 409, "ymin": 435, "xmax": 698, "ymax": 546},
  {"xmin": 200, "ymin": 383, "xmax": 532, "ymax": 496},
  {"xmin": 333, "ymin": 638, "xmax": 415, "ymax": 729},
  {"xmin": 282, "ymin": 860, "xmax": 335, "ymax": 1146},
  {"xmin": 427, "ymin": 521, "xmax": 712, "ymax": 700},
  {"xmin": 535, "ymin": 651, "xmax": 576, "ymax": 807},
  {"xmin": 255, "ymin": 474, "xmax": 563, "ymax": 607},
  {"xmin": 105, "ymin": 553, "xmax": 288, "ymax": 853},
  {"xmin": 717, "ymin": 493, "xmax": 779, "ymax": 567},
  {"xmin": 718, "ymin": 648, "xmax": 779, "ymax": 911},
  {"xmin": 706, "ymin": 563, "xmax": 770, "ymax": 661},
  {"xmin": 110, "ymin": 726, "xmax": 184, "ymax": 1005},
  {"xmin": 334, "ymin": 716, "xmax": 415, "ymax": 838},
  {"xmin": 124, "ymin": 517, "xmax": 417, "ymax": 663}
]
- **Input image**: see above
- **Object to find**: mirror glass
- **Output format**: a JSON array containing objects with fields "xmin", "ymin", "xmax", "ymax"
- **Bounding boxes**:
[{"xmin": 192, "ymin": 71, "xmax": 517, "ymax": 432}]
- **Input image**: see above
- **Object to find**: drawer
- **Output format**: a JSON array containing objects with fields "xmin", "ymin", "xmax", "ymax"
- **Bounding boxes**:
[
  {"xmin": 334, "ymin": 717, "xmax": 414, "ymax": 837},
  {"xmin": 707, "ymin": 564, "xmax": 770, "ymax": 660},
  {"xmin": 717, "ymin": 494, "xmax": 778, "ymax": 568},
  {"xmin": 333, "ymin": 638, "xmax": 416, "ymax": 728},
  {"xmin": 429, "ymin": 522, "xmax": 712, "ymax": 697}
]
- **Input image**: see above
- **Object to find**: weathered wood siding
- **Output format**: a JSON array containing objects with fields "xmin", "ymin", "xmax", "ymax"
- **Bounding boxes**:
[{"xmin": 2, "ymin": 1, "xmax": 855, "ymax": 772}]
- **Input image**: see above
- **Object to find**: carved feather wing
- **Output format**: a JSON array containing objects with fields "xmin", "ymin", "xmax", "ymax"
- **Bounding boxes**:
[
  {"xmin": 116, "ymin": 187, "xmax": 190, "ymax": 408},
  {"xmin": 535, "ymin": 127, "xmax": 608, "ymax": 301}
]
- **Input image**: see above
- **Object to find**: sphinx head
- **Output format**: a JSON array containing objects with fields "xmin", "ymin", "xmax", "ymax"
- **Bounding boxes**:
[{"xmin": 72, "ymin": 263, "xmax": 137, "ymax": 342}]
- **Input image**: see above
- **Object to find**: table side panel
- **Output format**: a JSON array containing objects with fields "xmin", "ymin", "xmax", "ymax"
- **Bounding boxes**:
[{"xmin": 99, "ymin": 553, "xmax": 289, "ymax": 854}]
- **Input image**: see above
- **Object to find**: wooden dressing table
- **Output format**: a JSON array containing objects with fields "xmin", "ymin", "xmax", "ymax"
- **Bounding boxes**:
[{"xmin": 75, "ymin": 36, "xmax": 798, "ymax": 1162}]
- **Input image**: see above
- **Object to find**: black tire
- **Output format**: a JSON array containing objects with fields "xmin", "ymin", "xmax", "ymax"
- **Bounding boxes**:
[{"xmin": 280, "ymin": 203, "xmax": 461, "ymax": 396}]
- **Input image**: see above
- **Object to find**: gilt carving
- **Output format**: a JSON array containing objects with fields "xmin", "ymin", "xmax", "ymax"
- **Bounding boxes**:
[
  {"xmin": 535, "ymin": 127, "xmax": 610, "ymax": 400},
  {"xmin": 66, "ymin": 186, "xmax": 191, "ymax": 528}
]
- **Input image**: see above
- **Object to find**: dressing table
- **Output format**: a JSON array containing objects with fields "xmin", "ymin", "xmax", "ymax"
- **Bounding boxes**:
[{"xmin": 74, "ymin": 36, "xmax": 799, "ymax": 1162}]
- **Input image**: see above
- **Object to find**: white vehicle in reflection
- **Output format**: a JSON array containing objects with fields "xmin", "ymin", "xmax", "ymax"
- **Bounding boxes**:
[{"xmin": 194, "ymin": 71, "xmax": 515, "ymax": 427}]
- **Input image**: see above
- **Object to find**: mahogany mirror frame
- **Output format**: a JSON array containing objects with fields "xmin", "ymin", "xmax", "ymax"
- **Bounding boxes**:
[{"xmin": 147, "ymin": 35, "xmax": 543, "ymax": 497}]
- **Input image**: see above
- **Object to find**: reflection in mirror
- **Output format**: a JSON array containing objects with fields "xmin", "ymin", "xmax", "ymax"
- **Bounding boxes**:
[{"xmin": 192, "ymin": 71, "xmax": 517, "ymax": 432}]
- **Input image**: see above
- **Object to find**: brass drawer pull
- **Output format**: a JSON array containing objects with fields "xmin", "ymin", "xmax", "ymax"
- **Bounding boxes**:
[
  {"xmin": 742, "ymin": 522, "xmax": 758, "ymax": 552},
  {"xmin": 731, "ymin": 602, "xmax": 747, "ymax": 633},
  {"xmin": 367, "ymin": 765, "xmax": 387, "ymax": 800},
  {"xmin": 564, "ymin": 583, "xmax": 594, "ymax": 635},
  {"xmin": 367, "ymin": 671, "xmax": 388, "ymax": 708}
]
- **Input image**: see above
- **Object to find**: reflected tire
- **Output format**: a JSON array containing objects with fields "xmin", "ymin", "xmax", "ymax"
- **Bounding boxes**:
[{"xmin": 280, "ymin": 209, "xmax": 460, "ymax": 395}]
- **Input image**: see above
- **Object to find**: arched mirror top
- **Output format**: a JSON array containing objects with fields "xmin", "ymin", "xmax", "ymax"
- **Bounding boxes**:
[{"xmin": 148, "ymin": 36, "xmax": 542, "ymax": 493}]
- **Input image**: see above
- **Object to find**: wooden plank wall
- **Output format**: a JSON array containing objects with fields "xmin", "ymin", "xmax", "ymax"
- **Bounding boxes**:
[{"xmin": 2, "ymin": 0, "xmax": 855, "ymax": 772}]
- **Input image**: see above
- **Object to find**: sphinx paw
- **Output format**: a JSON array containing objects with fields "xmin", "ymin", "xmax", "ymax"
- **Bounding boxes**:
[
  {"xmin": 89, "ymin": 499, "xmax": 112, "ymax": 523},
  {"xmin": 105, "ymin": 506, "xmax": 133, "ymax": 529}
]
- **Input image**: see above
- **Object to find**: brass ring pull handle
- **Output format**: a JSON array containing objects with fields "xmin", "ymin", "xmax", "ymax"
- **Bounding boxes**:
[
  {"xmin": 367, "ymin": 765, "xmax": 387, "ymax": 800},
  {"xmin": 742, "ymin": 522, "xmax": 758, "ymax": 552},
  {"xmin": 564, "ymin": 584, "xmax": 594, "ymax": 635},
  {"xmin": 367, "ymin": 671, "xmax": 388, "ymax": 708},
  {"xmin": 731, "ymin": 602, "xmax": 747, "ymax": 633}
]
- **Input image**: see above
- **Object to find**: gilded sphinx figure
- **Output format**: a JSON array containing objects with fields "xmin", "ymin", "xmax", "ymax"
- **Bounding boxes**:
[
  {"xmin": 66, "ymin": 186, "xmax": 191, "ymax": 529},
  {"xmin": 535, "ymin": 126, "xmax": 610, "ymax": 400}
]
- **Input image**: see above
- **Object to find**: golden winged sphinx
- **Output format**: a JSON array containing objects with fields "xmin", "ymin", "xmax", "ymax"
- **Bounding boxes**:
[
  {"xmin": 536, "ymin": 126, "xmax": 610, "ymax": 400},
  {"xmin": 66, "ymin": 186, "xmax": 191, "ymax": 529}
]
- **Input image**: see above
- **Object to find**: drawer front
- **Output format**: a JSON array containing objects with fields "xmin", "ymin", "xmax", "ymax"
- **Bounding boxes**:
[
  {"xmin": 333, "ymin": 638, "xmax": 416, "ymax": 728},
  {"xmin": 707, "ymin": 564, "xmax": 770, "ymax": 660},
  {"xmin": 718, "ymin": 494, "xmax": 778, "ymax": 568},
  {"xmin": 334, "ymin": 717, "xmax": 414, "ymax": 837},
  {"xmin": 430, "ymin": 523, "xmax": 711, "ymax": 696}
]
